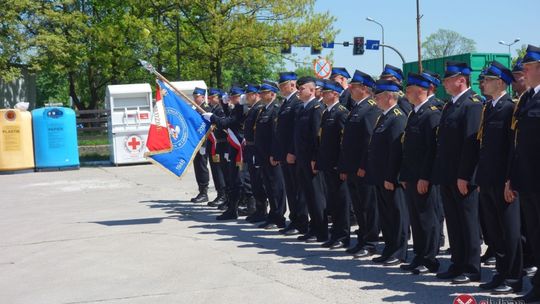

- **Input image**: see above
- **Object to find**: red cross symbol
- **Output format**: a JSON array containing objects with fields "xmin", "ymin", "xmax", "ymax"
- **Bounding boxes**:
[{"xmin": 127, "ymin": 136, "xmax": 141, "ymax": 151}]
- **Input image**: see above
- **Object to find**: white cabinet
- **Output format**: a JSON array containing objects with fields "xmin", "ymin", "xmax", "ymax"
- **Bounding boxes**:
[{"xmin": 105, "ymin": 84, "xmax": 152, "ymax": 165}]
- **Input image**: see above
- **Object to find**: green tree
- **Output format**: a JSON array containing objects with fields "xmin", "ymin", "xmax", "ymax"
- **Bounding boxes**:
[
  {"xmin": 422, "ymin": 29, "xmax": 476, "ymax": 59},
  {"xmin": 0, "ymin": 0, "xmax": 37, "ymax": 81},
  {"xmin": 4, "ymin": 0, "xmax": 336, "ymax": 109},
  {"xmin": 177, "ymin": 0, "xmax": 336, "ymax": 88}
]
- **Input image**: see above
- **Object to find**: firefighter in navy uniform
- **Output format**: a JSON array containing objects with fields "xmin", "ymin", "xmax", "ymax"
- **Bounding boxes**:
[
  {"xmin": 190, "ymin": 87, "xmax": 211, "ymax": 203},
  {"xmin": 364, "ymin": 79, "xmax": 408, "ymax": 266},
  {"xmin": 421, "ymin": 70, "xmax": 446, "ymax": 252},
  {"xmin": 338, "ymin": 70, "xmax": 382, "ymax": 257},
  {"xmin": 474, "ymin": 61, "xmax": 522, "ymax": 294},
  {"xmin": 329, "ymin": 67, "xmax": 353, "ymax": 110},
  {"xmin": 243, "ymin": 84, "xmax": 269, "ymax": 223},
  {"xmin": 507, "ymin": 45, "xmax": 540, "ymax": 304},
  {"xmin": 272, "ymin": 72, "xmax": 306, "ymax": 235},
  {"xmin": 203, "ymin": 86, "xmax": 246, "ymax": 220},
  {"xmin": 314, "ymin": 79, "xmax": 351, "ymax": 249},
  {"xmin": 510, "ymin": 59, "xmax": 537, "ymax": 279},
  {"xmin": 205, "ymin": 88, "xmax": 228, "ymax": 208},
  {"xmin": 379, "ymin": 64, "xmax": 413, "ymax": 115},
  {"xmin": 255, "ymin": 82, "xmax": 287, "ymax": 229},
  {"xmin": 434, "ymin": 61, "xmax": 483, "ymax": 284},
  {"xmin": 399, "ymin": 73, "xmax": 441, "ymax": 275},
  {"xmin": 293, "ymin": 76, "xmax": 328, "ymax": 243}
]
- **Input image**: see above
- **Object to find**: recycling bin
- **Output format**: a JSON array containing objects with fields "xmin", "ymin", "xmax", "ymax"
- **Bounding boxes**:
[
  {"xmin": 105, "ymin": 83, "xmax": 152, "ymax": 165},
  {"xmin": 32, "ymin": 107, "xmax": 79, "ymax": 170},
  {"xmin": 0, "ymin": 109, "xmax": 35, "ymax": 172}
]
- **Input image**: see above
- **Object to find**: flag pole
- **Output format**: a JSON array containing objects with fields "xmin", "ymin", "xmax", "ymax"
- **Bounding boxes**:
[{"xmin": 139, "ymin": 59, "xmax": 207, "ymax": 114}]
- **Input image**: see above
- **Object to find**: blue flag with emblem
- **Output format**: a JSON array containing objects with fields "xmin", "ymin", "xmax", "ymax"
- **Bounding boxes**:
[{"xmin": 149, "ymin": 80, "xmax": 211, "ymax": 178}]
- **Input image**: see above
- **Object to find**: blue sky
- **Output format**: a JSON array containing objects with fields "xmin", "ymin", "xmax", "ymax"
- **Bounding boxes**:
[{"xmin": 286, "ymin": 0, "xmax": 537, "ymax": 76}]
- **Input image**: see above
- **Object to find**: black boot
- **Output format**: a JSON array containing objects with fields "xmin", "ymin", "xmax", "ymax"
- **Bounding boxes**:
[
  {"xmin": 216, "ymin": 200, "xmax": 238, "ymax": 220},
  {"xmin": 191, "ymin": 186, "xmax": 209, "ymax": 203},
  {"xmin": 239, "ymin": 197, "xmax": 256, "ymax": 216},
  {"xmin": 245, "ymin": 199, "xmax": 268, "ymax": 223},
  {"xmin": 208, "ymin": 192, "xmax": 226, "ymax": 207}
]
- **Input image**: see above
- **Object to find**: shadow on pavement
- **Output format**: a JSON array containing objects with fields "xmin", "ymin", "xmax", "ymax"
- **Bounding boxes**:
[{"xmin": 137, "ymin": 199, "xmax": 517, "ymax": 303}]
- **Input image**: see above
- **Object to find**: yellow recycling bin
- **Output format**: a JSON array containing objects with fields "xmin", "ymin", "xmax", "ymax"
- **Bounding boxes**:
[{"xmin": 0, "ymin": 109, "xmax": 35, "ymax": 172}]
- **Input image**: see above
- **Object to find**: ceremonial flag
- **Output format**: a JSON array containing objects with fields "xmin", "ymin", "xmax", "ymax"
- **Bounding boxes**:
[
  {"xmin": 149, "ymin": 80, "xmax": 211, "ymax": 178},
  {"xmin": 145, "ymin": 82, "xmax": 173, "ymax": 154}
]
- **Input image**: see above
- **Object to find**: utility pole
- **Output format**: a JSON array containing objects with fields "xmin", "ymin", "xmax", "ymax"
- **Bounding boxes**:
[
  {"xmin": 416, "ymin": 0, "xmax": 423, "ymax": 73},
  {"xmin": 175, "ymin": 15, "xmax": 181, "ymax": 80}
]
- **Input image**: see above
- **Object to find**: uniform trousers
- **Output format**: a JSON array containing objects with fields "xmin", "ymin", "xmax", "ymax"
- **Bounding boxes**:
[
  {"xmin": 479, "ymin": 185, "xmax": 522, "ymax": 280},
  {"xmin": 440, "ymin": 184, "xmax": 481, "ymax": 274},
  {"xmin": 375, "ymin": 185, "xmax": 408, "ymax": 261},
  {"xmin": 348, "ymin": 175, "xmax": 379, "ymax": 249}
]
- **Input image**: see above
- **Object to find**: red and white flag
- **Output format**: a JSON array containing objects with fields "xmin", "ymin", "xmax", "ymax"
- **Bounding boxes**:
[{"xmin": 145, "ymin": 82, "xmax": 172, "ymax": 155}]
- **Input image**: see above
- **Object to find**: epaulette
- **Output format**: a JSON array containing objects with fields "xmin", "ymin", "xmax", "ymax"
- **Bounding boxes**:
[
  {"xmin": 368, "ymin": 99, "xmax": 376, "ymax": 106},
  {"xmin": 314, "ymin": 104, "xmax": 321, "ymax": 109},
  {"xmin": 338, "ymin": 104, "xmax": 347, "ymax": 111},
  {"xmin": 398, "ymin": 91, "xmax": 405, "ymax": 97},
  {"xmin": 471, "ymin": 94, "xmax": 481, "ymax": 103},
  {"xmin": 430, "ymin": 105, "xmax": 438, "ymax": 111},
  {"xmin": 393, "ymin": 108, "xmax": 403, "ymax": 116}
]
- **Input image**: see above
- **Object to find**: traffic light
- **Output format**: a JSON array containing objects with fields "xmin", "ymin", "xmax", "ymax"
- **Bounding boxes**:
[
  {"xmin": 353, "ymin": 36, "xmax": 365, "ymax": 55},
  {"xmin": 311, "ymin": 45, "xmax": 322, "ymax": 55}
]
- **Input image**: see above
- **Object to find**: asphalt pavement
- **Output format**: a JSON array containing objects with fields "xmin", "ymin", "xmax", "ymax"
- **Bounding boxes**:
[{"xmin": 0, "ymin": 164, "xmax": 525, "ymax": 303}]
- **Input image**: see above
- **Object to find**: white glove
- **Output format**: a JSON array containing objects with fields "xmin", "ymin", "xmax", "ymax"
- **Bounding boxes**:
[
  {"xmin": 199, "ymin": 146, "xmax": 206, "ymax": 155},
  {"xmin": 202, "ymin": 113, "xmax": 213, "ymax": 122}
]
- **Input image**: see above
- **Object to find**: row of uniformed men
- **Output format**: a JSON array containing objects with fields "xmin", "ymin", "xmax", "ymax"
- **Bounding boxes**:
[{"xmin": 188, "ymin": 44, "xmax": 540, "ymax": 302}]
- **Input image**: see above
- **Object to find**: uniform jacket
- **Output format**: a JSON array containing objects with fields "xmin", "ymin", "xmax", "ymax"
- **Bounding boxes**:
[
  {"xmin": 339, "ymin": 88, "xmax": 354, "ymax": 111},
  {"xmin": 428, "ymin": 95, "xmax": 445, "ymax": 111},
  {"xmin": 293, "ymin": 98, "xmax": 323, "ymax": 162},
  {"xmin": 255, "ymin": 100, "xmax": 280, "ymax": 166},
  {"xmin": 272, "ymin": 93, "xmax": 301, "ymax": 161},
  {"xmin": 432, "ymin": 89, "xmax": 483, "ymax": 185},
  {"xmin": 475, "ymin": 94, "xmax": 514, "ymax": 187},
  {"xmin": 208, "ymin": 103, "xmax": 228, "ymax": 154},
  {"xmin": 242, "ymin": 101, "xmax": 264, "ymax": 165},
  {"xmin": 400, "ymin": 101, "xmax": 441, "ymax": 182},
  {"xmin": 509, "ymin": 89, "xmax": 540, "ymax": 192},
  {"xmin": 366, "ymin": 105, "xmax": 407, "ymax": 186},
  {"xmin": 315, "ymin": 102, "xmax": 349, "ymax": 171},
  {"xmin": 338, "ymin": 97, "xmax": 382, "ymax": 174},
  {"xmin": 210, "ymin": 103, "xmax": 245, "ymax": 142},
  {"xmin": 398, "ymin": 92, "xmax": 413, "ymax": 115}
]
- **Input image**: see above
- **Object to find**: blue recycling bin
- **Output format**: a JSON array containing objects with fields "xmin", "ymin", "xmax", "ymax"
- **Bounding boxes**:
[{"xmin": 32, "ymin": 107, "xmax": 80, "ymax": 170}]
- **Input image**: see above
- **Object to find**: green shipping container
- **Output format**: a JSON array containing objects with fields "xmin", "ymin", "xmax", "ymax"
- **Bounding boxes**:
[{"xmin": 402, "ymin": 53, "xmax": 511, "ymax": 100}]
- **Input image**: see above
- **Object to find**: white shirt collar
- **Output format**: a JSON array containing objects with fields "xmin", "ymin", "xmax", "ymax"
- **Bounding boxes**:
[
  {"xmin": 383, "ymin": 104, "xmax": 397, "ymax": 116},
  {"xmin": 286, "ymin": 91, "xmax": 297, "ymax": 101},
  {"xmin": 414, "ymin": 98, "xmax": 430, "ymax": 113},
  {"xmin": 451, "ymin": 88, "xmax": 470, "ymax": 103},
  {"xmin": 534, "ymin": 84, "xmax": 540, "ymax": 96},
  {"xmin": 427, "ymin": 94, "xmax": 435, "ymax": 99},
  {"xmin": 353, "ymin": 96, "xmax": 370, "ymax": 106},
  {"xmin": 491, "ymin": 91, "xmax": 507, "ymax": 107},
  {"xmin": 265, "ymin": 100, "xmax": 275, "ymax": 109},
  {"xmin": 326, "ymin": 100, "xmax": 339, "ymax": 112},
  {"xmin": 303, "ymin": 97, "xmax": 315, "ymax": 108}
]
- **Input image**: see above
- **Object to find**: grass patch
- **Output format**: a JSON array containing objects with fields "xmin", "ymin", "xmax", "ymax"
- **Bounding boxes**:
[{"xmin": 79, "ymin": 137, "xmax": 109, "ymax": 146}]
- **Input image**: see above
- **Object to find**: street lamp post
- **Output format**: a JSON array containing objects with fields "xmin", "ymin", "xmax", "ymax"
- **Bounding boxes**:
[
  {"xmin": 366, "ymin": 17, "xmax": 385, "ymax": 71},
  {"xmin": 499, "ymin": 38, "xmax": 520, "ymax": 58}
]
